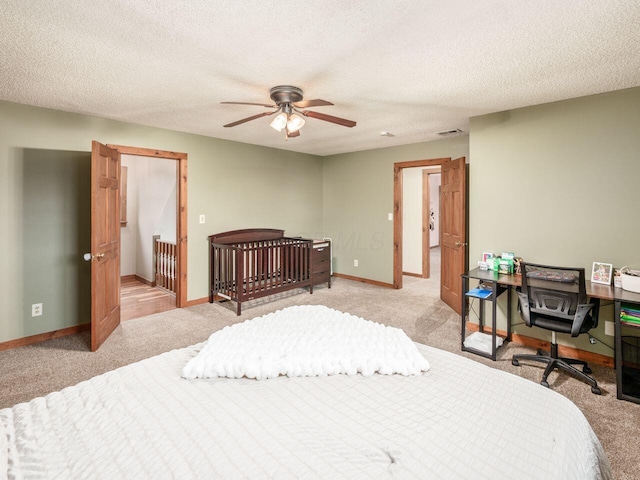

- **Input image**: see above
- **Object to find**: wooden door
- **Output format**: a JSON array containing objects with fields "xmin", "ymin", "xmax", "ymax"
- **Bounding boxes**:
[
  {"xmin": 440, "ymin": 157, "xmax": 466, "ymax": 314},
  {"xmin": 90, "ymin": 141, "xmax": 121, "ymax": 351}
]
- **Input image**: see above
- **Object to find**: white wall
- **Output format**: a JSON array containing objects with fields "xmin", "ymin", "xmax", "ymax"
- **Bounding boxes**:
[
  {"xmin": 155, "ymin": 183, "xmax": 177, "ymax": 243},
  {"xmin": 402, "ymin": 169, "xmax": 442, "ymax": 274},
  {"xmin": 120, "ymin": 155, "xmax": 176, "ymax": 282},
  {"xmin": 120, "ymin": 158, "xmax": 137, "ymax": 276},
  {"xmin": 136, "ymin": 157, "xmax": 176, "ymax": 282},
  {"xmin": 402, "ymin": 168, "xmax": 422, "ymax": 274},
  {"xmin": 429, "ymin": 173, "xmax": 441, "ymax": 246}
]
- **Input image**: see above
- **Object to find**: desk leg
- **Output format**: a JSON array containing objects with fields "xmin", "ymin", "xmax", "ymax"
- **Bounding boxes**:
[
  {"xmin": 491, "ymin": 280, "xmax": 497, "ymax": 360},
  {"xmin": 506, "ymin": 286, "xmax": 512, "ymax": 342},
  {"xmin": 615, "ymin": 300, "xmax": 622, "ymax": 400},
  {"xmin": 461, "ymin": 276, "xmax": 468, "ymax": 350}
]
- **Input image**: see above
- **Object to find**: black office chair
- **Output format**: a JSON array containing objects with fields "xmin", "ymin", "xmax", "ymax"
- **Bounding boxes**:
[{"xmin": 512, "ymin": 262, "xmax": 602, "ymax": 395}]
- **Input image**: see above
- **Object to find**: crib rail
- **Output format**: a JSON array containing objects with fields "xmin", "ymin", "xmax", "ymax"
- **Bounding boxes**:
[
  {"xmin": 210, "ymin": 236, "xmax": 312, "ymax": 315},
  {"xmin": 155, "ymin": 238, "xmax": 177, "ymax": 293}
]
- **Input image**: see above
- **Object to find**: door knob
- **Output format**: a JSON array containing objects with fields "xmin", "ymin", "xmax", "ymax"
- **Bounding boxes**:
[
  {"xmin": 455, "ymin": 241, "xmax": 468, "ymax": 247},
  {"xmin": 83, "ymin": 253, "xmax": 105, "ymax": 261}
]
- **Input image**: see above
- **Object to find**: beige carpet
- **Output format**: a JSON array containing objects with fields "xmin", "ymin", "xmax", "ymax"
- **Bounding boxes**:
[{"xmin": 1, "ymin": 274, "xmax": 639, "ymax": 479}]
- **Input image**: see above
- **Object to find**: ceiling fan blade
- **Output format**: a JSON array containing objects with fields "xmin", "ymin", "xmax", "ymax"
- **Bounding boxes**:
[
  {"xmin": 292, "ymin": 99, "xmax": 334, "ymax": 108},
  {"xmin": 302, "ymin": 110, "xmax": 356, "ymax": 128},
  {"xmin": 223, "ymin": 111, "xmax": 276, "ymax": 128},
  {"xmin": 286, "ymin": 129, "xmax": 301, "ymax": 138},
  {"xmin": 221, "ymin": 101, "xmax": 277, "ymax": 108}
]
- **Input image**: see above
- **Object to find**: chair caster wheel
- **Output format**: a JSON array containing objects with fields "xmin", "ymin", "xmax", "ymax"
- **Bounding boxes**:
[
  {"xmin": 583, "ymin": 366, "xmax": 592, "ymax": 374},
  {"xmin": 541, "ymin": 380, "xmax": 549, "ymax": 388},
  {"xmin": 512, "ymin": 359, "xmax": 520, "ymax": 367},
  {"xmin": 591, "ymin": 386, "xmax": 602, "ymax": 395}
]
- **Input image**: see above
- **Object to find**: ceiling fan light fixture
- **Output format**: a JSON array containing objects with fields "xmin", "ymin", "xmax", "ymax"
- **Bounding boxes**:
[
  {"xmin": 223, "ymin": 85, "xmax": 356, "ymax": 136},
  {"xmin": 270, "ymin": 112, "xmax": 288, "ymax": 132},
  {"xmin": 286, "ymin": 113, "xmax": 305, "ymax": 133}
]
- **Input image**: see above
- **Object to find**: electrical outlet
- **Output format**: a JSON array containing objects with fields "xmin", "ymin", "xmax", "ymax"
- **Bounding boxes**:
[
  {"xmin": 199, "ymin": 214, "xmax": 205, "ymax": 224},
  {"xmin": 354, "ymin": 259, "xmax": 359, "ymax": 267},
  {"xmin": 32, "ymin": 303, "xmax": 43, "ymax": 317},
  {"xmin": 605, "ymin": 321, "xmax": 614, "ymax": 336}
]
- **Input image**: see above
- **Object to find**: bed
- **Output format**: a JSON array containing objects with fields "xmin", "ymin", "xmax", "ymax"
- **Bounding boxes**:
[
  {"xmin": 209, "ymin": 228, "xmax": 313, "ymax": 315},
  {"xmin": 1, "ymin": 306, "xmax": 612, "ymax": 480}
]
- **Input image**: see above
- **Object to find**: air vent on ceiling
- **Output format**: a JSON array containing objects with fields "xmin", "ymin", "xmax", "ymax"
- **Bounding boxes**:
[{"xmin": 436, "ymin": 128, "xmax": 464, "ymax": 137}]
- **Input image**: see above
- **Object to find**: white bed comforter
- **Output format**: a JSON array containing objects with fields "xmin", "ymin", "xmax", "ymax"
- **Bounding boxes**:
[
  {"xmin": 1, "ymin": 343, "xmax": 612, "ymax": 479},
  {"xmin": 183, "ymin": 306, "xmax": 430, "ymax": 380}
]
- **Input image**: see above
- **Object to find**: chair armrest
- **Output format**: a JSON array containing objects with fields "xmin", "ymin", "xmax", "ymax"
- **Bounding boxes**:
[
  {"xmin": 571, "ymin": 303, "xmax": 596, "ymax": 337},
  {"xmin": 517, "ymin": 291, "xmax": 531, "ymax": 326}
]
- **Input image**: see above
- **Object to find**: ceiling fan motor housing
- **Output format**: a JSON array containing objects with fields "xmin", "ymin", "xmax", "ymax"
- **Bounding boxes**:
[{"xmin": 270, "ymin": 85, "xmax": 303, "ymax": 105}]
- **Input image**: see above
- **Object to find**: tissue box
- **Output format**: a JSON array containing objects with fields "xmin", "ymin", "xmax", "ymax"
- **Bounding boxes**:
[
  {"xmin": 497, "ymin": 258, "xmax": 514, "ymax": 275},
  {"xmin": 621, "ymin": 270, "xmax": 640, "ymax": 293}
]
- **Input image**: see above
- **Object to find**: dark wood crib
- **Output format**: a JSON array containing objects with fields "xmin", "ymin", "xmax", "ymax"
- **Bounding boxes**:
[{"xmin": 209, "ymin": 228, "xmax": 314, "ymax": 315}]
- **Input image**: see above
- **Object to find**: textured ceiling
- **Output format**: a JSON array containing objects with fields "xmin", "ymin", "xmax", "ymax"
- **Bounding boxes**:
[{"xmin": 1, "ymin": 1, "xmax": 639, "ymax": 156}]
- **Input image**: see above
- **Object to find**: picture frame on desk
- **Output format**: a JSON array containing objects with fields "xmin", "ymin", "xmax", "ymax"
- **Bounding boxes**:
[{"xmin": 591, "ymin": 262, "xmax": 613, "ymax": 285}]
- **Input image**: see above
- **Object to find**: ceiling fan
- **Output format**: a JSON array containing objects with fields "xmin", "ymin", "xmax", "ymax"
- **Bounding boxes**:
[{"xmin": 222, "ymin": 85, "xmax": 356, "ymax": 139}]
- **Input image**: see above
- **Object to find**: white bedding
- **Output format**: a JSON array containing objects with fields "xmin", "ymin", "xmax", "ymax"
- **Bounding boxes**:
[
  {"xmin": 183, "ymin": 305, "xmax": 430, "ymax": 380},
  {"xmin": 1, "ymin": 326, "xmax": 612, "ymax": 479}
]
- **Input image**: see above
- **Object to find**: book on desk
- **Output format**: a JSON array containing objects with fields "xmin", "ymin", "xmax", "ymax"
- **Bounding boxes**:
[{"xmin": 465, "ymin": 287, "xmax": 493, "ymax": 299}]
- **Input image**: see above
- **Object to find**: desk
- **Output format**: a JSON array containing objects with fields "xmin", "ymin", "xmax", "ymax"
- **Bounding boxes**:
[
  {"xmin": 461, "ymin": 267, "xmax": 640, "ymax": 404},
  {"xmin": 463, "ymin": 268, "xmax": 615, "ymax": 300},
  {"xmin": 460, "ymin": 268, "xmax": 613, "ymax": 361}
]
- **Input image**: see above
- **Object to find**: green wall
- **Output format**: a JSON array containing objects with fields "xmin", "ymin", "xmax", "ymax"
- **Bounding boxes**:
[
  {"xmin": 3, "ymin": 86, "xmax": 637, "ymax": 353},
  {"xmin": 469, "ymin": 86, "xmax": 640, "ymax": 356},
  {"xmin": 0, "ymin": 101, "xmax": 323, "ymax": 343},
  {"xmin": 23, "ymin": 149, "xmax": 92, "ymax": 336},
  {"xmin": 322, "ymin": 137, "xmax": 469, "ymax": 284}
]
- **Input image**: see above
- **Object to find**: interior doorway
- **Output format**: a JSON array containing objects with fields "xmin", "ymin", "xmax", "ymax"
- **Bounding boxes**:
[
  {"xmin": 401, "ymin": 166, "xmax": 441, "ymax": 280},
  {"xmin": 108, "ymin": 145, "xmax": 188, "ymax": 318},
  {"xmin": 89, "ymin": 143, "xmax": 187, "ymax": 350},
  {"xmin": 119, "ymin": 154, "xmax": 177, "ymax": 320},
  {"xmin": 393, "ymin": 157, "xmax": 467, "ymax": 314}
]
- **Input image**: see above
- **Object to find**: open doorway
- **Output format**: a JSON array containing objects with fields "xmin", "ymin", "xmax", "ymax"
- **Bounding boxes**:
[
  {"xmin": 108, "ymin": 145, "xmax": 188, "ymax": 321},
  {"xmin": 120, "ymin": 155, "xmax": 177, "ymax": 320},
  {"xmin": 401, "ymin": 166, "xmax": 441, "ymax": 280},
  {"xmin": 88, "ymin": 143, "xmax": 187, "ymax": 350},
  {"xmin": 393, "ymin": 157, "xmax": 467, "ymax": 314}
]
